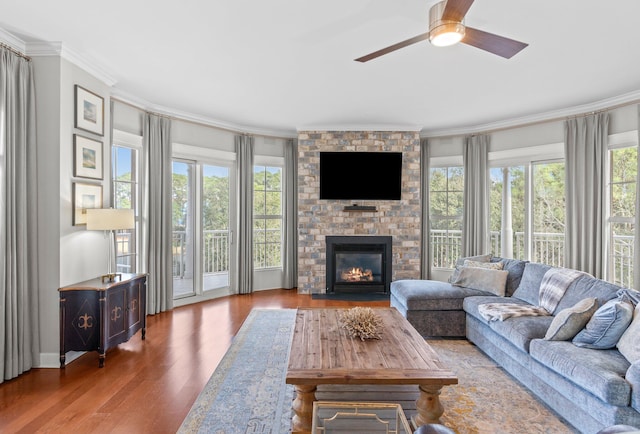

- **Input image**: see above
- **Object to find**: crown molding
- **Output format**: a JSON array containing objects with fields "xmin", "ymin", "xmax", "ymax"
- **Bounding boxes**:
[
  {"xmin": 111, "ymin": 88, "xmax": 298, "ymax": 139},
  {"xmin": 422, "ymin": 89, "xmax": 640, "ymax": 138},
  {"xmin": 25, "ymin": 41, "xmax": 118, "ymax": 86},
  {"xmin": 296, "ymin": 124, "xmax": 422, "ymax": 133},
  {"xmin": 0, "ymin": 27, "xmax": 27, "ymax": 52}
]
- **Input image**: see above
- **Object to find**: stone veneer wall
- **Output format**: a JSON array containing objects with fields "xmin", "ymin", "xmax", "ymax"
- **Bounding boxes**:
[{"xmin": 297, "ymin": 131, "xmax": 422, "ymax": 294}]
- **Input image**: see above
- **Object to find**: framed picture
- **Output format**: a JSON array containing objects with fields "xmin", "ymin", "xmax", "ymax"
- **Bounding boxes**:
[
  {"xmin": 73, "ymin": 182, "xmax": 103, "ymax": 226},
  {"xmin": 74, "ymin": 85, "xmax": 104, "ymax": 136},
  {"xmin": 74, "ymin": 135, "xmax": 103, "ymax": 179}
]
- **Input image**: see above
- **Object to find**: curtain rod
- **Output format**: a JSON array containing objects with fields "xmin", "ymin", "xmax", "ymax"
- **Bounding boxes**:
[{"xmin": 0, "ymin": 42, "xmax": 31, "ymax": 61}]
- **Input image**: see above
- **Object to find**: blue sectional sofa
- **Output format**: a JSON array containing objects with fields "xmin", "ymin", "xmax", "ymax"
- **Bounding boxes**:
[{"xmin": 391, "ymin": 258, "xmax": 640, "ymax": 433}]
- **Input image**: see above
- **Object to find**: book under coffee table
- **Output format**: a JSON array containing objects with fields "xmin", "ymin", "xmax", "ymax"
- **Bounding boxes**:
[{"xmin": 285, "ymin": 307, "xmax": 458, "ymax": 433}]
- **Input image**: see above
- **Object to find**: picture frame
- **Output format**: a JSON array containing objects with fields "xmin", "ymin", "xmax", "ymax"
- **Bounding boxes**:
[
  {"xmin": 74, "ymin": 85, "xmax": 104, "ymax": 136},
  {"xmin": 73, "ymin": 182, "xmax": 103, "ymax": 226},
  {"xmin": 73, "ymin": 134, "xmax": 103, "ymax": 180}
]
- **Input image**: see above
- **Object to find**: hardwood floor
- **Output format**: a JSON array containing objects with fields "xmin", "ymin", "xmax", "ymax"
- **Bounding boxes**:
[{"xmin": 0, "ymin": 289, "xmax": 388, "ymax": 433}]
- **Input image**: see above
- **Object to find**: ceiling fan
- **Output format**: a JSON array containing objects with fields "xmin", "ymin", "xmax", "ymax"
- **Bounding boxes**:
[{"xmin": 355, "ymin": 0, "xmax": 528, "ymax": 62}]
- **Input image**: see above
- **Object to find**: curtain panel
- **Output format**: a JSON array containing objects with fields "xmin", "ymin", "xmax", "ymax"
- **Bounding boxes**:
[
  {"xmin": 144, "ymin": 113, "xmax": 173, "ymax": 314},
  {"xmin": 564, "ymin": 112, "xmax": 608, "ymax": 278},
  {"xmin": 235, "ymin": 135, "xmax": 254, "ymax": 294},
  {"xmin": 0, "ymin": 47, "xmax": 39, "ymax": 382},
  {"xmin": 462, "ymin": 134, "xmax": 490, "ymax": 257},
  {"xmin": 420, "ymin": 138, "xmax": 431, "ymax": 279},
  {"xmin": 283, "ymin": 138, "xmax": 298, "ymax": 289}
]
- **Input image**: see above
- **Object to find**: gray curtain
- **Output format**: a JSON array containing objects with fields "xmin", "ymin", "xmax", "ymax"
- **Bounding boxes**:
[
  {"xmin": 144, "ymin": 113, "xmax": 173, "ymax": 314},
  {"xmin": 462, "ymin": 134, "xmax": 490, "ymax": 256},
  {"xmin": 235, "ymin": 134, "xmax": 254, "ymax": 294},
  {"xmin": 564, "ymin": 112, "xmax": 608, "ymax": 278},
  {"xmin": 283, "ymin": 138, "xmax": 298, "ymax": 289},
  {"xmin": 636, "ymin": 106, "xmax": 640, "ymax": 290},
  {"xmin": 420, "ymin": 138, "xmax": 431, "ymax": 279},
  {"xmin": 0, "ymin": 47, "xmax": 39, "ymax": 382}
]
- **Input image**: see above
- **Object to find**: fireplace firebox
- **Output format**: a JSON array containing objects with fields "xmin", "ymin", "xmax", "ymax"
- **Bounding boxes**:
[{"xmin": 325, "ymin": 236, "xmax": 392, "ymax": 294}]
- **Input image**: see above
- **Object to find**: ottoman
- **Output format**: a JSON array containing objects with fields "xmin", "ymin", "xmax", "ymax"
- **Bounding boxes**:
[{"xmin": 390, "ymin": 279, "xmax": 492, "ymax": 337}]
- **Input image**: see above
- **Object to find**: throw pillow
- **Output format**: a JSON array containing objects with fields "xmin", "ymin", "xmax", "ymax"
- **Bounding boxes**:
[
  {"xmin": 512, "ymin": 262, "xmax": 553, "ymax": 306},
  {"xmin": 544, "ymin": 297, "xmax": 598, "ymax": 341},
  {"xmin": 618, "ymin": 303, "xmax": 640, "ymax": 363},
  {"xmin": 572, "ymin": 299, "xmax": 634, "ymax": 349},
  {"xmin": 449, "ymin": 254, "xmax": 492, "ymax": 283},
  {"xmin": 464, "ymin": 260, "xmax": 504, "ymax": 270},
  {"xmin": 450, "ymin": 267, "xmax": 508, "ymax": 296}
]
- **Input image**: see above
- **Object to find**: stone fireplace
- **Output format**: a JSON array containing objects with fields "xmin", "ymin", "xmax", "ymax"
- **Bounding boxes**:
[
  {"xmin": 326, "ymin": 236, "xmax": 392, "ymax": 294},
  {"xmin": 297, "ymin": 131, "xmax": 422, "ymax": 294}
]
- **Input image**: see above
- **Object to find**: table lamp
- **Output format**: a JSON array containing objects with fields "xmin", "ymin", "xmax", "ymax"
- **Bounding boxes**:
[{"xmin": 86, "ymin": 208, "xmax": 135, "ymax": 282}]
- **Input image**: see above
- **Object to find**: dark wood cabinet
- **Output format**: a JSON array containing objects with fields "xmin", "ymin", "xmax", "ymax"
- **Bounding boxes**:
[{"xmin": 59, "ymin": 273, "xmax": 147, "ymax": 368}]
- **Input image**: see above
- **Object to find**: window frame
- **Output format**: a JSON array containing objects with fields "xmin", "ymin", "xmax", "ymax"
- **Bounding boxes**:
[
  {"xmin": 111, "ymin": 130, "xmax": 142, "ymax": 274},
  {"xmin": 253, "ymin": 156, "xmax": 285, "ymax": 270}
]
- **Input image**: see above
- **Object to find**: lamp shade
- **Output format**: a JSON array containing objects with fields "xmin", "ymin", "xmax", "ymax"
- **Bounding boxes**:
[{"xmin": 86, "ymin": 208, "xmax": 135, "ymax": 231}]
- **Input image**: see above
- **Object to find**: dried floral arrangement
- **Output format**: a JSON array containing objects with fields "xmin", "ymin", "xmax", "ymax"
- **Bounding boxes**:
[{"xmin": 340, "ymin": 307, "xmax": 383, "ymax": 341}]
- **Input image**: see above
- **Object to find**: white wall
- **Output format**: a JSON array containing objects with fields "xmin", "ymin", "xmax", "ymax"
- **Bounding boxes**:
[{"xmin": 32, "ymin": 56, "xmax": 112, "ymax": 367}]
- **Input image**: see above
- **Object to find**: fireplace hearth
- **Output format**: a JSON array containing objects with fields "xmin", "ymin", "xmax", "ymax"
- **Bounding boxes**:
[{"xmin": 325, "ymin": 236, "xmax": 392, "ymax": 294}]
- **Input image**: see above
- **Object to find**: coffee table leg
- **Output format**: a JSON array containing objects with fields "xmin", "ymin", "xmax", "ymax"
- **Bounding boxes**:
[
  {"xmin": 291, "ymin": 384, "xmax": 316, "ymax": 433},
  {"xmin": 413, "ymin": 384, "xmax": 444, "ymax": 428}
]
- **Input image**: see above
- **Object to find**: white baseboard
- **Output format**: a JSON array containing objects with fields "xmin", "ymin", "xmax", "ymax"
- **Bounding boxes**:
[{"xmin": 38, "ymin": 351, "xmax": 85, "ymax": 368}]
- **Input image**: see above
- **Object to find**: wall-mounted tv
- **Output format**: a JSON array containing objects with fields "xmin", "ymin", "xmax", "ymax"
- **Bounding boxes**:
[{"xmin": 319, "ymin": 152, "xmax": 402, "ymax": 200}]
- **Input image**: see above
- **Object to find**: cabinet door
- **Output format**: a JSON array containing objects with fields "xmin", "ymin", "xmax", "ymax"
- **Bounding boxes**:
[
  {"xmin": 106, "ymin": 285, "xmax": 127, "ymax": 342},
  {"xmin": 62, "ymin": 290, "xmax": 100, "ymax": 352}
]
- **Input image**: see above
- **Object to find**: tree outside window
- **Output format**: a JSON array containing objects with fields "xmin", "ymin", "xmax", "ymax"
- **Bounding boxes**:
[{"xmin": 112, "ymin": 146, "xmax": 138, "ymax": 273}]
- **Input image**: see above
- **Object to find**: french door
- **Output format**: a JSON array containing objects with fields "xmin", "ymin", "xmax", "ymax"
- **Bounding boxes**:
[{"xmin": 172, "ymin": 158, "xmax": 235, "ymax": 299}]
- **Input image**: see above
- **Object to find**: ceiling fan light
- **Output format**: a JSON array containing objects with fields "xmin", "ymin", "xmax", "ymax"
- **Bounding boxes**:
[{"xmin": 429, "ymin": 22, "xmax": 466, "ymax": 47}]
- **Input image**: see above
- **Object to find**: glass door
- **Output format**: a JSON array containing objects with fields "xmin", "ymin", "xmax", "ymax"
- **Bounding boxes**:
[
  {"xmin": 202, "ymin": 164, "xmax": 232, "ymax": 291},
  {"xmin": 172, "ymin": 160, "xmax": 195, "ymax": 298}
]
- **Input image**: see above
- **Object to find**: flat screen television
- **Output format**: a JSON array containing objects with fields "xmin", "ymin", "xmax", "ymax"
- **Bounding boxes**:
[{"xmin": 319, "ymin": 152, "xmax": 402, "ymax": 200}]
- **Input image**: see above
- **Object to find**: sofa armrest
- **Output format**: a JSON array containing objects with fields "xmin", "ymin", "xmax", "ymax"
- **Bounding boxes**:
[{"xmin": 626, "ymin": 361, "xmax": 640, "ymax": 412}]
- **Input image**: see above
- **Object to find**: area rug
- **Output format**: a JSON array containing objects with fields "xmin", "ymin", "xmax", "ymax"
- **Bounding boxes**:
[
  {"xmin": 179, "ymin": 308, "xmax": 578, "ymax": 434},
  {"xmin": 178, "ymin": 308, "xmax": 296, "ymax": 434}
]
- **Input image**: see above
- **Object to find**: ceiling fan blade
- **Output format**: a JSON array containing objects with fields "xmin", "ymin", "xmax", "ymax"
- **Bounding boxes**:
[
  {"xmin": 462, "ymin": 26, "xmax": 528, "ymax": 59},
  {"xmin": 355, "ymin": 32, "xmax": 430, "ymax": 62},
  {"xmin": 441, "ymin": 0, "xmax": 475, "ymax": 22}
]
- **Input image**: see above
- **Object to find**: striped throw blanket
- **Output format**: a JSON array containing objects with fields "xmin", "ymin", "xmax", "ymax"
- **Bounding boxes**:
[
  {"xmin": 539, "ymin": 268, "xmax": 586, "ymax": 313},
  {"xmin": 478, "ymin": 267, "xmax": 587, "ymax": 322}
]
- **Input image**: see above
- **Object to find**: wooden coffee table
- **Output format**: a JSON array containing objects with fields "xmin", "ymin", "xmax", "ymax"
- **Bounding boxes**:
[{"xmin": 286, "ymin": 307, "xmax": 458, "ymax": 433}]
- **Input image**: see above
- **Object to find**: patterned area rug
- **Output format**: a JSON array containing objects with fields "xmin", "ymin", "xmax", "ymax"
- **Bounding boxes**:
[{"xmin": 179, "ymin": 309, "xmax": 577, "ymax": 434}]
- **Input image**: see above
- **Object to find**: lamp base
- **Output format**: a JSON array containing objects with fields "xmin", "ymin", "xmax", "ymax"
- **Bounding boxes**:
[{"xmin": 101, "ymin": 273, "xmax": 122, "ymax": 283}]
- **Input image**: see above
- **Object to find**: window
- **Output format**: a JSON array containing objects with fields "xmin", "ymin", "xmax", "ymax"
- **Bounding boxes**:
[
  {"xmin": 253, "ymin": 165, "xmax": 283, "ymax": 269},
  {"xmin": 429, "ymin": 166, "xmax": 464, "ymax": 268},
  {"xmin": 489, "ymin": 160, "xmax": 565, "ymax": 267},
  {"xmin": 531, "ymin": 161, "xmax": 565, "ymax": 266},
  {"xmin": 490, "ymin": 166, "xmax": 526, "ymax": 259},
  {"xmin": 608, "ymin": 143, "xmax": 637, "ymax": 288},
  {"xmin": 112, "ymin": 144, "xmax": 139, "ymax": 273}
]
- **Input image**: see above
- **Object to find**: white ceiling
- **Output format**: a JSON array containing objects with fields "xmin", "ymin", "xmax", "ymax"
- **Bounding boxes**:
[{"xmin": 3, "ymin": 0, "xmax": 640, "ymax": 137}]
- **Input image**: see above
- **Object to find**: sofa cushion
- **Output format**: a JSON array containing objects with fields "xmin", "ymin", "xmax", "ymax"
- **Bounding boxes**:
[
  {"xmin": 618, "ymin": 303, "xmax": 640, "ymax": 364},
  {"xmin": 491, "ymin": 257, "xmax": 529, "ymax": 297},
  {"xmin": 512, "ymin": 262, "xmax": 552, "ymax": 305},
  {"xmin": 529, "ymin": 339, "xmax": 631, "ymax": 406},
  {"xmin": 488, "ymin": 315, "xmax": 554, "ymax": 352},
  {"xmin": 573, "ymin": 299, "xmax": 634, "ymax": 349},
  {"xmin": 390, "ymin": 280, "xmax": 494, "ymax": 311},
  {"xmin": 450, "ymin": 267, "xmax": 508, "ymax": 296},
  {"xmin": 554, "ymin": 274, "xmax": 622, "ymax": 313},
  {"xmin": 544, "ymin": 297, "xmax": 598, "ymax": 341}
]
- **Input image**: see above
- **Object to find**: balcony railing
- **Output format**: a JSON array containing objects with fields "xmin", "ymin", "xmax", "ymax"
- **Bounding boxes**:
[
  {"xmin": 431, "ymin": 229, "xmax": 634, "ymax": 288},
  {"xmin": 173, "ymin": 230, "xmax": 230, "ymax": 278}
]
